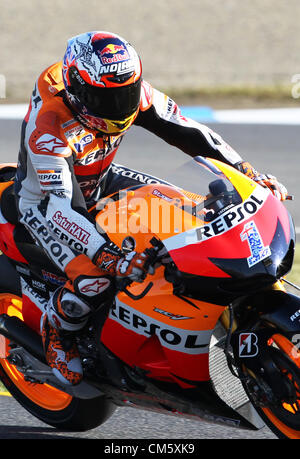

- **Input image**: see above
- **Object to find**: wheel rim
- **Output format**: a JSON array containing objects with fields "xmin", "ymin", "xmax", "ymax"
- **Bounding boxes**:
[
  {"xmin": 0, "ymin": 293, "xmax": 72, "ymax": 411},
  {"xmin": 261, "ymin": 334, "xmax": 300, "ymax": 438}
]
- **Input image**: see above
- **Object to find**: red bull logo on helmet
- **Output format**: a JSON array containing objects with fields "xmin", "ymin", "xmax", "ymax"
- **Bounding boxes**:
[{"xmin": 99, "ymin": 43, "xmax": 129, "ymax": 64}]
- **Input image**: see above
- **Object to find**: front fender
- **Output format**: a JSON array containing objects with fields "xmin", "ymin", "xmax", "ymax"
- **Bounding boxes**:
[{"xmin": 259, "ymin": 290, "xmax": 300, "ymax": 333}]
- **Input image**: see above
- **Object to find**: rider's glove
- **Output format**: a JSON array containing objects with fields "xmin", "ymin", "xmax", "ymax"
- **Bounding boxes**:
[
  {"xmin": 236, "ymin": 161, "xmax": 288, "ymax": 201},
  {"xmin": 93, "ymin": 241, "xmax": 152, "ymax": 284},
  {"xmin": 115, "ymin": 251, "xmax": 150, "ymax": 283}
]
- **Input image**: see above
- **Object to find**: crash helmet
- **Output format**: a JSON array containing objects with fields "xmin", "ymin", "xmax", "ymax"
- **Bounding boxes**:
[{"xmin": 62, "ymin": 31, "xmax": 142, "ymax": 134}]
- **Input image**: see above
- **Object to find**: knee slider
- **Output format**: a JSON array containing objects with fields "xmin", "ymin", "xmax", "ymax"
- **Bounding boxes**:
[{"xmin": 46, "ymin": 288, "xmax": 92, "ymax": 332}]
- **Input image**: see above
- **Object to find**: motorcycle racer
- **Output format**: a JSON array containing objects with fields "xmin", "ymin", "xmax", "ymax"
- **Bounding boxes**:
[{"xmin": 14, "ymin": 31, "xmax": 288, "ymax": 386}]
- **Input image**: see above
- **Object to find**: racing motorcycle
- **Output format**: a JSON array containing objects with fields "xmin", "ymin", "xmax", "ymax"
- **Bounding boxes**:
[{"xmin": 0, "ymin": 156, "xmax": 299, "ymax": 439}]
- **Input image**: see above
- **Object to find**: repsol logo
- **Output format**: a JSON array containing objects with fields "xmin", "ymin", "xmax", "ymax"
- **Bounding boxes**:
[
  {"xmin": 47, "ymin": 220, "xmax": 88, "ymax": 255},
  {"xmin": 196, "ymin": 192, "xmax": 265, "ymax": 241},
  {"xmin": 22, "ymin": 209, "xmax": 72, "ymax": 268},
  {"xmin": 52, "ymin": 211, "xmax": 90, "ymax": 244},
  {"xmin": 109, "ymin": 300, "xmax": 212, "ymax": 355},
  {"xmin": 76, "ymin": 148, "xmax": 105, "ymax": 166}
]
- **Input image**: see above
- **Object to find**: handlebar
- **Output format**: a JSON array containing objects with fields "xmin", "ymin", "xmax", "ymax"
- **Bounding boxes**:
[{"xmin": 123, "ymin": 282, "xmax": 154, "ymax": 300}]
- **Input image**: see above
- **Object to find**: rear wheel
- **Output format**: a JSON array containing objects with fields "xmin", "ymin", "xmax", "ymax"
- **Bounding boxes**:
[
  {"xmin": 243, "ymin": 333, "xmax": 300, "ymax": 439},
  {"xmin": 0, "ymin": 292, "xmax": 115, "ymax": 431}
]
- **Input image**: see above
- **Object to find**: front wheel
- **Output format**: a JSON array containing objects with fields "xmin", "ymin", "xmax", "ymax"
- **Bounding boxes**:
[
  {"xmin": 242, "ymin": 333, "xmax": 300, "ymax": 439},
  {"xmin": 0, "ymin": 292, "xmax": 116, "ymax": 431}
]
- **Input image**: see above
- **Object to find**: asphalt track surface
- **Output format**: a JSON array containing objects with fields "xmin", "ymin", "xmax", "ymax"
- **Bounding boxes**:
[{"xmin": 0, "ymin": 119, "xmax": 298, "ymax": 440}]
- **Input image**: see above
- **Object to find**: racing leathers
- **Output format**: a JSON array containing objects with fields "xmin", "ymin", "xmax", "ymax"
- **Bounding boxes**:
[{"xmin": 13, "ymin": 61, "xmax": 268, "ymax": 385}]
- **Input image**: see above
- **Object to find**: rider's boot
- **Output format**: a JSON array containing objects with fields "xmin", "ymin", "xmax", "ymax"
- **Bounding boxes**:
[
  {"xmin": 41, "ymin": 254, "xmax": 115, "ymax": 386},
  {"xmin": 41, "ymin": 287, "xmax": 91, "ymax": 386}
]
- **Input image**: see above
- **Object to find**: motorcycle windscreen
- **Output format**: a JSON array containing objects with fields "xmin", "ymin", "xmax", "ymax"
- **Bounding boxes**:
[{"xmin": 163, "ymin": 156, "xmax": 247, "ymax": 223}]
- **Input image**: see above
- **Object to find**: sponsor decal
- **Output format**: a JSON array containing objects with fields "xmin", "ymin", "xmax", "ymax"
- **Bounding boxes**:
[
  {"xmin": 109, "ymin": 299, "xmax": 212, "ymax": 355},
  {"xmin": 78, "ymin": 278, "xmax": 111, "ymax": 296},
  {"xmin": 240, "ymin": 221, "xmax": 271, "ymax": 267},
  {"xmin": 99, "ymin": 43, "xmax": 129, "ymax": 64},
  {"xmin": 22, "ymin": 209, "xmax": 71, "ymax": 268},
  {"xmin": 166, "ymin": 97, "xmax": 175, "ymax": 113},
  {"xmin": 75, "ymin": 148, "xmax": 106, "ymax": 165},
  {"xmin": 196, "ymin": 193, "xmax": 265, "ymax": 242},
  {"xmin": 239, "ymin": 333, "xmax": 259, "ymax": 357},
  {"xmin": 52, "ymin": 211, "xmax": 91, "ymax": 245},
  {"xmin": 121, "ymin": 236, "xmax": 136, "ymax": 254},
  {"xmin": 153, "ymin": 307, "xmax": 193, "ymax": 321},
  {"xmin": 42, "ymin": 270, "xmax": 66, "ymax": 286},
  {"xmin": 32, "ymin": 279, "xmax": 47, "ymax": 292},
  {"xmin": 152, "ymin": 188, "xmax": 173, "ymax": 202},
  {"xmin": 75, "ymin": 136, "xmax": 122, "ymax": 165},
  {"xmin": 61, "ymin": 118, "xmax": 77, "ymax": 129},
  {"xmin": 20, "ymin": 278, "xmax": 48, "ymax": 311},
  {"xmin": 163, "ymin": 187, "xmax": 268, "ymax": 252},
  {"xmin": 98, "ymin": 60, "xmax": 134, "ymax": 76},
  {"xmin": 71, "ymin": 68, "xmax": 86, "ymax": 86},
  {"xmin": 73, "ymin": 133, "xmax": 93, "ymax": 153},
  {"xmin": 47, "ymin": 219, "xmax": 89, "ymax": 254},
  {"xmin": 111, "ymin": 165, "xmax": 162, "ymax": 185},
  {"xmin": 37, "ymin": 169, "xmax": 63, "ymax": 188},
  {"xmin": 31, "ymin": 83, "xmax": 42, "ymax": 109},
  {"xmin": 170, "ymin": 103, "xmax": 188, "ymax": 123},
  {"xmin": 48, "ymin": 210, "xmax": 91, "ymax": 251},
  {"xmin": 141, "ymin": 81, "xmax": 153, "ymax": 107},
  {"xmin": 64, "ymin": 125, "xmax": 84, "ymax": 139},
  {"xmin": 290, "ymin": 309, "xmax": 300, "ymax": 322},
  {"xmin": 35, "ymin": 135, "xmax": 67, "ymax": 155},
  {"xmin": 47, "ymin": 220, "xmax": 88, "ymax": 255}
]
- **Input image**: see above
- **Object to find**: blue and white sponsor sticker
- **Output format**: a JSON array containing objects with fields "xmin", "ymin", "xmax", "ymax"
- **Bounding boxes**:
[{"xmin": 240, "ymin": 220, "xmax": 271, "ymax": 267}]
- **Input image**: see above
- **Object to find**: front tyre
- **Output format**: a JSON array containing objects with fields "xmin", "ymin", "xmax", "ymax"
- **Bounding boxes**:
[
  {"xmin": 243, "ymin": 333, "xmax": 300, "ymax": 439},
  {"xmin": 0, "ymin": 292, "xmax": 115, "ymax": 431}
]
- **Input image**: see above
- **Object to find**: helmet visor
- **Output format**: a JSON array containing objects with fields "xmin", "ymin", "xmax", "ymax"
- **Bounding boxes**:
[{"xmin": 68, "ymin": 68, "xmax": 141, "ymax": 120}]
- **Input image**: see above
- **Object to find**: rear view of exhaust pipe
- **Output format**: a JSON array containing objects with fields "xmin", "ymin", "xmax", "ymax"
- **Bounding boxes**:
[{"xmin": 0, "ymin": 314, "xmax": 45, "ymax": 362}]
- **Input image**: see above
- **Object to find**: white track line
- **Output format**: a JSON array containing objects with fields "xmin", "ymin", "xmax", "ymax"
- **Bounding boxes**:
[
  {"xmin": 0, "ymin": 104, "xmax": 28, "ymax": 119},
  {"xmin": 1, "ymin": 104, "xmax": 300, "ymax": 124},
  {"xmin": 214, "ymin": 108, "xmax": 300, "ymax": 125}
]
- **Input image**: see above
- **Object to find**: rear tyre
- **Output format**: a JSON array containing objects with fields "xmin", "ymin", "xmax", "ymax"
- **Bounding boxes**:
[{"xmin": 0, "ymin": 292, "xmax": 116, "ymax": 431}]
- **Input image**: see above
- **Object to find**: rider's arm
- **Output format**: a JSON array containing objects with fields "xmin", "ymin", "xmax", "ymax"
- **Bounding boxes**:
[
  {"xmin": 25, "ymin": 139, "xmax": 108, "ymax": 260},
  {"xmin": 135, "ymin": 81, "xmax": 242, "ymax": 167},
  {"xmin": 135, "ymin": 82, "xmax": 288, "ymax": 201}
]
